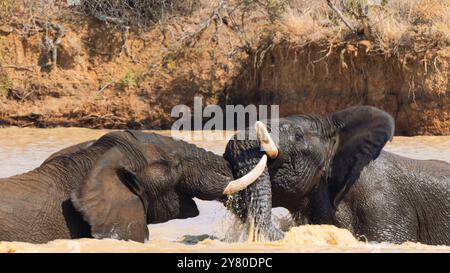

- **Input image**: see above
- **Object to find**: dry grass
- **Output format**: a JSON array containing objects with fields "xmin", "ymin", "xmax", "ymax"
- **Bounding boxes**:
[
  {"xmin": 411, "ymin": 0, "xmax": 448, "ymax": 23},
  {"xmin": 1, "ymin": 0, "xmax": 66, "ymax": 18},
  {"xmin": 2, "ymin": 0, "xmax": 447, "ymax": 52},
  {"xmin": 0, "ymin": 0, "xmax": 14, "ymax": 21},
  {"xmin": 280, "ymin": 5, "xmax": 332, "ymax": 41},
  {"xmin": 274, "ymin": 0, "xmax": 450, "ymax": 53},
  {"xmin": 79, "ymin": 0, "xmax": 199, "ymax": 27}
]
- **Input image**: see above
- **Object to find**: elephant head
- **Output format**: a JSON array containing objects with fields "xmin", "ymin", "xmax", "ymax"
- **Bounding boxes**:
[
  {"xmin": 71, "ymin": 130, "xmax": 265, "ymax": 242},
  {"xmin": 223, "ymin": 106, "xmax": 395, "ymax": 241}
]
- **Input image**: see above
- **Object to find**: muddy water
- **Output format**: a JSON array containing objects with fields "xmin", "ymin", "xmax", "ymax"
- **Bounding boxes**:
[{"xmin": 0, "ymin": 128, "xmax": 449, "ymax": 253}]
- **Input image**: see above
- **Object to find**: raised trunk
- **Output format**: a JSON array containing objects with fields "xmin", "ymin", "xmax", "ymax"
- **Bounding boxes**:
[
  {"xmin": 225, "ymin": 145, "xmax": 283, "ymax": 241},
  {"xmin": 245, "ymin": 164, "xmax": 283, "ymax": 241}
]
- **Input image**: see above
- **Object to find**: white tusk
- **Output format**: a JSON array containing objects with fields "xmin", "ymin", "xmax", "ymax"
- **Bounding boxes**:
[
  {"xmin": 255, "ymin": 121, "xmax": 279, "ymax": 158},
  {"xmin": 223, "ymin": 155, "xmax": 268, "ymax": 195}
]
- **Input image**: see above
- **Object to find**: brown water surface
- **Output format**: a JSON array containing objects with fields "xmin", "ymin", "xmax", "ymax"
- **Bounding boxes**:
[{"xmin": 0, "ymin": 128, "xmax": 448, "ymax": 253}]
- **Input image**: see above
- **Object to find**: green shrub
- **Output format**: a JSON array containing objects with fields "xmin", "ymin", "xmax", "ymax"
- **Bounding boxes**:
[{"xmin": 121, "ymin": 69, "xmax": 144, "ymax": 88}]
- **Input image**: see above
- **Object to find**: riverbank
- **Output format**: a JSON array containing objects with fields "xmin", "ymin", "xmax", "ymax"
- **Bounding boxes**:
[{"xmin": 0, "ymin": 0, "xmax": 448, "ymax": 134}]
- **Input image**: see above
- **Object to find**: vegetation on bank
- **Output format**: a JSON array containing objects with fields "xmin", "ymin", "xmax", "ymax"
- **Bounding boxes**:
[
  {"xmin": 0, "ymin": 1, "xmax": 448, "ymax": 133},
  {"xmin": 1, "ymin": 0, "xmax": 448, "ymax": 64}
]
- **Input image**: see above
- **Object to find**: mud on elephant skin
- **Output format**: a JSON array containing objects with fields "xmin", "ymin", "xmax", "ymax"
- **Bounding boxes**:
[
  {"xmin": 223, "ymin": 106, "xmax": 450, "ymax": 245},
  {"xmin": 0, "ymin": 130, "xmax": 266, "ymax": 243}
]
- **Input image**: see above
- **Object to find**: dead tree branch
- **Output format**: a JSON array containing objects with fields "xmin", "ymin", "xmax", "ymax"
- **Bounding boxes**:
[
  {"xmin": 2, "ymin": 65, "xmax": 33, "ymax": 71},
  {"xmin": 120, "ymin": 26, "xmax": 138, "ymax": 63},
  {"xmin": 177, "ymin": 0, "xmax": 226, "ymax": 48},
  {"xmin": 96, "ymin": 80, "xmax": 114, "ymax": 96},
  {"xmin": 34, "ymin": 19, "xmax": 65, "ymax": 70},
  {"xmin": 326, "ymin": 0, "xmax": 355, "ymax": 32}
]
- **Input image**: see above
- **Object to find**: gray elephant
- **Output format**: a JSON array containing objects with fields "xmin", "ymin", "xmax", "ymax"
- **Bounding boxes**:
[
  {"xmin": 223, "ymin": 106, "xmax": 450, "ymax": 245},
  {"xmin": 0, "ymin": 130, "xmax": 265, "ymax": 243}
]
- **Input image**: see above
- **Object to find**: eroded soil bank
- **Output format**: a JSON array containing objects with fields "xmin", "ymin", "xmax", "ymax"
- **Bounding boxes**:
[
  {"xmin": 0, "ymin": 7, "xmax": 448, "ymax": 135},
  {"xmin": 227, "ymin": 40, "xmax": 450, "ymax": 135},
  {"xmin": 0, "ymin": 12, "xmax": 246, "ymax": 129}
]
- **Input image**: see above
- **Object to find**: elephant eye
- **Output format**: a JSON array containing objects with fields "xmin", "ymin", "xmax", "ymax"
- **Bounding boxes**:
[{"xmin": 295, "ymin": 133, "xmax": 304, "ymax": 141}]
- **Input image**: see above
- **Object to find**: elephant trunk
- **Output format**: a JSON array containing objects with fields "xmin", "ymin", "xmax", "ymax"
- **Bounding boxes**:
[
  {"xmin": 225, "ymin": 140, "xmax": 283, "ymax": 241},
  {"xmin": 245, "ymin": 161, "xmax": 283, "ymax": 241},
  {"xmin": 176, "ymin": 141, "xmax": 267, "ymax": 201}
]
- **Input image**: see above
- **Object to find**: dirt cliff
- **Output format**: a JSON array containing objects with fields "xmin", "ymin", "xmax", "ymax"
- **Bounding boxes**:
[
  {"xmin": 0, "ymin": 1, "xmax": 448, "ymax": 135},
  {"xmin": 227, "ymin": 39, "xmax": 450, "ymax": 135}
]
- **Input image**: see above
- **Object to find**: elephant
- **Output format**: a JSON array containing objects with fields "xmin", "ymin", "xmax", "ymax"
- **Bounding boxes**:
[
  {"xmin": 0, "ymin": 130, "xmax": 266, "ymax": 243},
  {"xmin": 223, "ymin": 106, "xmax": 450, "ymax": 245}
]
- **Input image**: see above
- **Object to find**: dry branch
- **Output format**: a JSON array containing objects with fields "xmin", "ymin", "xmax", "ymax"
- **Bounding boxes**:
[
  {"xmin": 326, "ymin": 0, "xmax": 355, "ymax": 32},
  {"xmin": 177, "ymin": 0, "xmax": 226, "ymax": 48},
  {"xmin": 97, "ymin": 80, "xmax": 114, "ymax": 95},
  {"xmin": 2, "ymin": 65, "xmax": 33, "ymax": 71},
  {"xmin": 34, "ymin": 19, "xmax": 65, "ymax": 69}
]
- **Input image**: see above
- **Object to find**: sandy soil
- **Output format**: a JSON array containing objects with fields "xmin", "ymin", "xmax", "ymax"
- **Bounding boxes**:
[{"xmin": 1, "ymin": 225, "xmax": 448, "ymax": 253}]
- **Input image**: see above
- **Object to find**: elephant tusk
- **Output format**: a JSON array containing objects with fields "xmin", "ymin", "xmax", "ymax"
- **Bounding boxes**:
[
  {"xmin": 223, "ymin": 155, "xmax": 268, "ymax": 195},
  {"xmin": 255, "ymin": 121, "xmax": 279, "ymax": 159}
]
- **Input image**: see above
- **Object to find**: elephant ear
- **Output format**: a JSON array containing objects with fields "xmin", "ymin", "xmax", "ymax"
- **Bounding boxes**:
[
  {"xmin": 71, "ymin": 146, "xmax": 148, "ymax": 242},
  {"xmin": 328, "ymin": 106, "xmax": 395, "ymax": 207}
]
